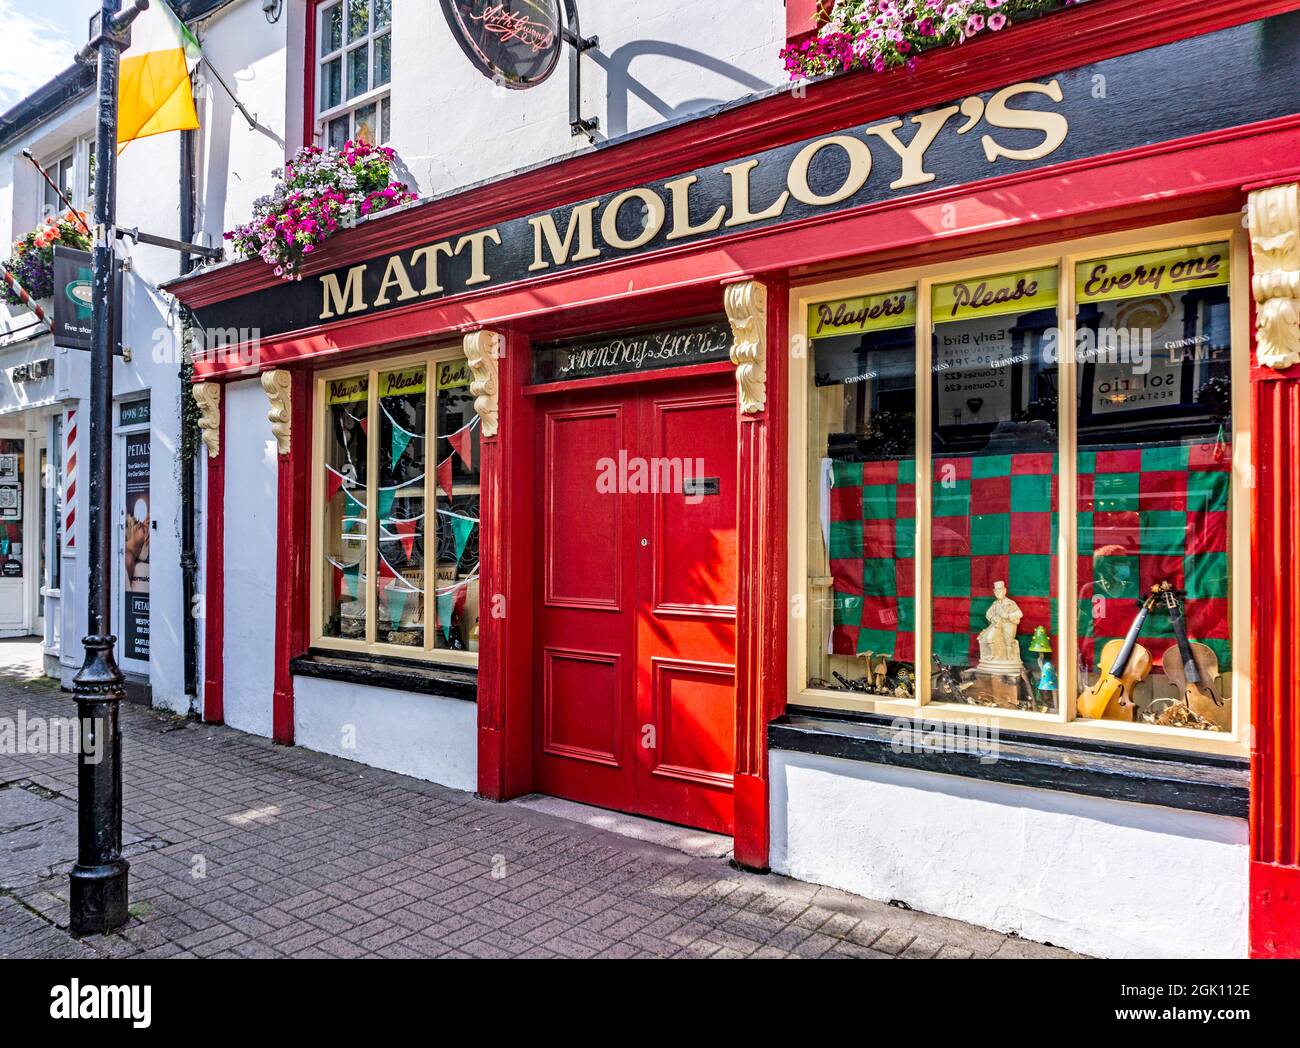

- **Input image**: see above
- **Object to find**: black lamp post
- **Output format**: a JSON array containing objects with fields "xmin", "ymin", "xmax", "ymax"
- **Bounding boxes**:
[{"xmin": 68, "ymin": 0, "xmax": 149, "ymax": 938}]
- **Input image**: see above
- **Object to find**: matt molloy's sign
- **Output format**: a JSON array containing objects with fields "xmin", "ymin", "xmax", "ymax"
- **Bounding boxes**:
[{"xmin": 193, "ymin": 13, "xmax": 1300, "ymax": 341}]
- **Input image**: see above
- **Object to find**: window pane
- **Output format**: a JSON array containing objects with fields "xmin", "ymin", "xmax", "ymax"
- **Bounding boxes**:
[
  {"xmin": 806, "ymin": 290, "xmax": 918, "ymax": 697},
  {"xmin": 322, "ymin": 57, "xmax": 342, "ymax": 111},
  {"xmin": 347, "ymin": 43, "xmax": 369, "ymax": 99},
  {"xmin": 347, "ymin": 0, "xmax": 368, "ymax": 42},
  {"xmin": 1074, "ymin": 243, "xmax": 1233, "ymax": 731},
  {"xmin": 375, "ymin": 366, "xmax": 427, "ymax": 648},
  {"xmin": 321, "ymin": 374, "xmax": 369, "ymax": 640},
  {"xmin": 322, "ymin": 1, "xmax": 342, "ymax": 54},
  {"xmin": 374, "ymin": 32, "xmax": 390, "ymax": 86},
  {"xmin": 374, "ymin": 0, "xmax": 390, "ymax": 29},
  {"xmin": 327, "ymin": 114, "xmax": 349, "ymax": 149},
  {"xmin": 353, "ymin": 102, "xmax": 377, "ymax": 145},
  {"xmin": 433, "ymin": 360, "xmax": 480, "ymax": 653},
  {"xmin": 380, "ymin": 97, "xmax": 390, "ymax": 143},
  {"xmin": 929, "ymin": 268, "xmax": 1060, "ymax": 712}
]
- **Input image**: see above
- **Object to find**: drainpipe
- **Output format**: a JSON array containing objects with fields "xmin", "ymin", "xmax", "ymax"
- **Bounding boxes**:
[{"xmin": 179, "ymin": 126, "xmax": 199, "ymax": 704}]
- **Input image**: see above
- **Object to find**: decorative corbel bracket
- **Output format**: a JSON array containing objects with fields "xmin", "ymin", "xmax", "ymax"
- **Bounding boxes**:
[
  {"xmin": 261, "ymin": 369, "xmax": 292, "ymax": 455},
  {"xmin": 463, "ymin": 330, "xmax": 502, "ymax": 438},
  {"xmin": 193, "ymin": 382, "xmax": 221, "ymax": 459},
  {"xmin": 725, "ymin": 279, "xmax": 768, "ymax": 414},
  {"xmin": 1248, "ymin": 182, "xmax": 1300, "ymax": 370}
]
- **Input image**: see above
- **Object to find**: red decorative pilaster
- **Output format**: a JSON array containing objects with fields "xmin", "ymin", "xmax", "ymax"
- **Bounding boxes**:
[
  {"xmin": 199, "ymin": 385, "xmax": 225, "ymax": 724},
  {"xmin": 1251, "ymin": 368, "xmax": 1300, "ymax": 957},
  {"xmin": 1248, "ymin": 176, "xmax": 1300, "ymax": 956},
  {"xmin": 270, "ymin": 369, "xmax": 312, "ymax": 746},
  {"xmin": 475, "ymin": 329, "xmax": 536, "ymax": 800},
  {"xmin": 728, "ymin": 277, "xmax": 789, "ymax": 870}
]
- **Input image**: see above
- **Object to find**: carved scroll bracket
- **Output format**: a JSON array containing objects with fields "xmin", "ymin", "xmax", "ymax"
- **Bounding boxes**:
[
  {"xmin": 261, "ymin": 369, "xmax": 292, "ymax": 456},
  {"xmin": 463, "ymin": 330, "xmax": 502, "ymax": 438},
  {"xmin": 193, "ymin": 382, "xmax": 221, "ymax": 459},
  {"xmin": 725, "ymin": 279, "xmax": 768, "ymax": 414},
  {"xmin": 1249, "ymin": 181, "xmax": 1300, "ymax": 371}
]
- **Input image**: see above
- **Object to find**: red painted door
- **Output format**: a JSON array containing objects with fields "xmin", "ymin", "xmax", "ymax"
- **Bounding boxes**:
[{"xmin": 534, "ymin": 372, "xmax": 737, "ymax": 834}]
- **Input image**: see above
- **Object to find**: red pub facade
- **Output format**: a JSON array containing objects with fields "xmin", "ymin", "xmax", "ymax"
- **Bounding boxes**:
[{"xmin": 171, "ymin": 0, "xmax": 1300, "ymax": 958}]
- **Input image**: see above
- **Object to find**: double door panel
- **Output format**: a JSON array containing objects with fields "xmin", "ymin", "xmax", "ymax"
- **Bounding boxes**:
[{"xmin": 534, "ymin": 373, "xmax": 737, "ymax": 834}]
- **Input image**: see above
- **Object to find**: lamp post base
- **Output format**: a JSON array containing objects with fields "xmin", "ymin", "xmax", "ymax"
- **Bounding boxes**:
[{"xmin": 68, "ymin": 859, "xmax": 129, "ymax": 936}]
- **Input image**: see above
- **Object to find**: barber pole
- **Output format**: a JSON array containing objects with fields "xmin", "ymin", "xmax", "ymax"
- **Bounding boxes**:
[{"xmin": 64, "ymin": 409, "xmax": 77, "ymax": 550}]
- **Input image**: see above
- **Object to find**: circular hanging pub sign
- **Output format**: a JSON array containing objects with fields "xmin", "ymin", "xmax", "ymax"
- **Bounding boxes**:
[{"xmin": 439, "ymin": 0, "xmax": 563, "ymax": 89}]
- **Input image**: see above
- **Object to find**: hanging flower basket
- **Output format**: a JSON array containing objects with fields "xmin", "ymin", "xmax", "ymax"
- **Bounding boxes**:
[
  {"xmin": 225, "ymin": 140, "xmax": 417, "ymax": 280},
  {"xmin": 2, "ymin": 212, "xmax": 92, "ymax": 306},
  {"xmin": 780, "ymin": 0, "xmax": 1075, "ymax": 80}
]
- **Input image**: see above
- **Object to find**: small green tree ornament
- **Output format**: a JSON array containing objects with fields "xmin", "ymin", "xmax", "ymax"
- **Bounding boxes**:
[{"xmin": 1028, "ymin": 626, "xmax": 1052, "ymax": 655}]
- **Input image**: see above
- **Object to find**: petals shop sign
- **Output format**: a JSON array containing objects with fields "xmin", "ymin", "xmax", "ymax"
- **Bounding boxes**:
[{"xmin": 193, "ymin": 13, "xmax": 1300, "ymax": 342}]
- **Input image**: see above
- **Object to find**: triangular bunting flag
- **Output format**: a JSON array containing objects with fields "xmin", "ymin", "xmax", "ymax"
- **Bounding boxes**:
[
  {"xmin": 451, "ymin": 515, "xmax": 475, "ymax": 564},
  {"xmin": 359, "ymin": 415, "xmax": 369, "ymax": 436},
  {"xmin": 378, "ymin": 487, "xmax": 396, "ymax": 519},
  {"xmin": 378, "ymin": 554, "xmax": 397, "ymax": 583},
  {"xmin": 340, "ymin": 561, "xmax": 361, "ymax": 600},
  {"xmin": 386, "ymin": 582, "xmax": 409, "ymax": 629},
  {"xmin": 325, "ymin": 467, "xmax": 345, "ymax": 503},
  {"xmin": 437, "ymin": 456, "xmax": 454, "ymax": 500},
  {"xmin": 344, "ymin": 489, "xmax": 365, "ymax": 515},
  {"xmin": 436, "ymin": 587, "xmax": 457, "ymax": 641},
  {"xmin": 391, "ymin": 427, "xmax": 414, "ymax": 469},
  {"xmin": 448, "ymin": 421, "xmax": 475, "ymax": 470},
  {"xmin": 393, "ymin": 517, "xmax": 420, "ymax": 557}
]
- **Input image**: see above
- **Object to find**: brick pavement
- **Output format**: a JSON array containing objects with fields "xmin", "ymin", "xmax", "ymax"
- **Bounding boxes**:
[{"xmin": 0, "ymin": 640, "xmax": 1076, "ymax": 959}]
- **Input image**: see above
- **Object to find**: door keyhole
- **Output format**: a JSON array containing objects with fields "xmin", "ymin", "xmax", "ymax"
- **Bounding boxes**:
[{"xmin": 640, "ymin": 538, "xmax": 648, "ymax": 547}]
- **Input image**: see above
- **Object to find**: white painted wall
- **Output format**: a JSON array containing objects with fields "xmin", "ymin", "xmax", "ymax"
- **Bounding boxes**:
[
  {"xmin": 219, "ymin": 378, "xmax": 278, "ymax": 736},
  {"xmin": 294, "ymin": 676, "xmax": 477, "ymax": 793},
  {"xmin": 770, "ymin": 750, "xmax": 1250, "ymax": 959}
]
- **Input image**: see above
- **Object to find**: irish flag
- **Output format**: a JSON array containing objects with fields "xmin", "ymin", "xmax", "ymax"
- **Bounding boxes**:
[{"xmin": 118, "ymin": 1, "xmax": 202, "ymax": 147}]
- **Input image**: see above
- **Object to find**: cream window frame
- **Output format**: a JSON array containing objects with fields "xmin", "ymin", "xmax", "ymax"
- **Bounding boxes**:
[
  {"xmin": 788, "ymin": 215, "xmax": 1251, "ymax": 757},
  {"xmin": 309, "ymin": 344, "xmax": 478, "ymax": 668},
  {"xmin": 315, "ymin": 0, "xmax": 392, "ymax": 146}
]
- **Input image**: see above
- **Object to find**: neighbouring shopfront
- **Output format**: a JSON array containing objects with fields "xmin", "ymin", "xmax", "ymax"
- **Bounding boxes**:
[{"xmin": 171, "ymin": 0, "xmax": 1300, "ymax": 958}]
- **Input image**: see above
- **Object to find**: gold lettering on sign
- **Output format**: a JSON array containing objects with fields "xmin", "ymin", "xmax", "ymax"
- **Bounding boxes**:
[
  {"xmin": 309, "ymin": 77, "xmax": 1074, "ymax": 322},
  {"xmin": 409, "ymin": 241, "xmax": 455, "ymax": 294},
  {"xmin": 981, "ymin": 80, "xmax": 1069, "ymax": 163},
  {"xmin": 600, "ymin": 188, "xmax": 667, "ymax": 250},
  {"xmin": 372, "ymin": 254, "xmax": 417, "ymax": 307},
  {"xmin": 722, "ymin": 158, "xmax": 790, "ymax": 228},
  {"xmin": 786, "ymin": 135, "xmax": 873, "ymax": 207},
  {"xmin": 528, "ymin": 201, "xmax": 601, "ymax": 271},
  {"xmin": 319, "ymin": 263, "xmax": 368, "ymax": 320},
  {"xmin": 456, "ymin": 228, "xmax": 503, "ymax": 286},
  {"xmin": 865, "ymin": 105, "xmax": 960, "ymax": 190},
  {"xmin": 664, "ymin": 175, "xmax": 726, "ymax": 242}
]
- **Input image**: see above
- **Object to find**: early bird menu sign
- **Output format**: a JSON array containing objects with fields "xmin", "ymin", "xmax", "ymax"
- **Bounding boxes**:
[{"xmin": 190, "ymin": 12, "xmax": 1300, "ymax": 343}]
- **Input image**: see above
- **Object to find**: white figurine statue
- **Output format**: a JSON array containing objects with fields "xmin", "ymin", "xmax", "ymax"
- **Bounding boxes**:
[{"xmin": 977, "ymin": 580, "xmax": 1024, "ymax": 674}]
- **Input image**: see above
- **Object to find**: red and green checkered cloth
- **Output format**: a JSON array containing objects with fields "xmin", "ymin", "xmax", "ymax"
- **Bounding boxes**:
[{"xmin": 826, "ymin": 440, "xmax": 1230, "ymax": 671}]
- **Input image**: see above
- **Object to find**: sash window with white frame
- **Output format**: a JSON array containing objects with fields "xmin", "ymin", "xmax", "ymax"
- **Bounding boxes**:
[
  {"xmin": 316, "ymin": 0, "xmax": 392, "ymax": 148},
  {"xmin": 795, "ymin": 218, "xmax": 1249, "ymax": 756}
]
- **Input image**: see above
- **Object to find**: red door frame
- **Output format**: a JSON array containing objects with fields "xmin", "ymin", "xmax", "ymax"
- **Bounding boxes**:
[{"xmin": 178, "ymin": 0, "xmax": 1300, "ymax": 943}]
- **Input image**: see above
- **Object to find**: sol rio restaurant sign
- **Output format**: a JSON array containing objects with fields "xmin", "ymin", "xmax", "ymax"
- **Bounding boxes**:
[{"xmin": 440, "ymin": 0, "xmax": 562, "ymax": 88}]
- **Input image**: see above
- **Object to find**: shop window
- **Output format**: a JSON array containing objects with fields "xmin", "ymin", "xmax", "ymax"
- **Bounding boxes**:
[
  {"xmin": 800, "ymin": 223, "xmax": 1245, "ymax": 752},
  {"xmin": 314, "ymin": 349, "xmax": 480, "ymax": 664},
  {"xmin": 315, "ymin": 0, "xmax": 392, "ymax": 148}
]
